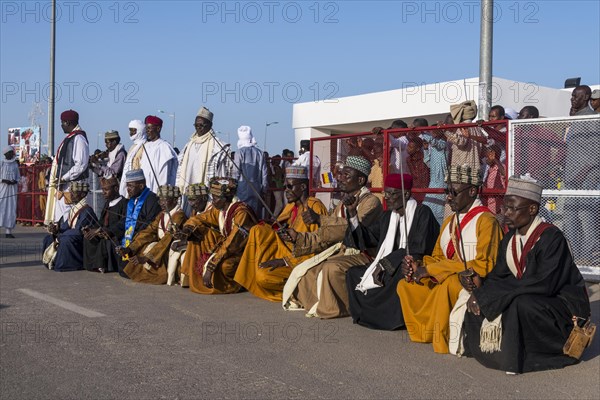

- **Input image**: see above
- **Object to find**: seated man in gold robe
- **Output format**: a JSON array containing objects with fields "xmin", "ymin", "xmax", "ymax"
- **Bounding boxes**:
[
  {"xmin": 281, "ymin": 156, "xmax": 383, "ymax": 318},
  {"xmin": 234, "ymin": 166, "xmax": 328, "ymax": 301},
  {"xmin": 397, "ymin": 165, "xmax": 503, "ymax": 353},
  {"xmin": 174, "ymin": 183, "xmax": 210, "ymax": 287},
  {"xmin": 178, "ymin": 177, "xmax": 258, "ymax": 294},
  {"xmin": 118, "ymin": 185, "xmax": 187, "ymax": 285}
]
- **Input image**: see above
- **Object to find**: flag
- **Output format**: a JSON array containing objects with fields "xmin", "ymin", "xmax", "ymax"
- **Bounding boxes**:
[{"xmin": 322, "ymin": 172, "xmax": 333, "ymax": 184}]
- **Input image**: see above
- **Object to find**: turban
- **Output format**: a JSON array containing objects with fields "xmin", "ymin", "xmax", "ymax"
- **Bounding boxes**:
[
  {"xmin": 145, "ymin": 115, "xmax": 163, "ymax": 127},
  {"xmin": 237, "ymin": 125, "xmax": 256, "ymax": 149},
  {"xmin": 104, "ymin": 130, "xmax": 120, "ymax": 140},
  {"xmin": 445, "ymin": 164, "xmax": 482, "ymax": 186},
  {"xmin": 158, "ymin": 185, "xmax": 181, "ymax": 199},
  {"xmin": 197, "ymin": 107, "xmax": 214, "ymax": 122},
  {"xmin": 186, "ymin": 183, "xmax": 209, "ymax": 198},
  {"xmin": 125, "ymin": 169, "xmax": 145, "ymax": 183},
  {"xmin": 344, "ymin": 155, "xmax": 372, "ymax": 177},
  {"xmin": 209, "ymin": 177, "xmax": 238, "ymax": 197},
  {"xmin": 505, "ymin": 174, "xmax": 543, "ymax": 204},
  {"xmin": 128, "ymin": 119, "xmax": 146, "ymax": 143},
  {"xmin": 300, "ymin": 140, "xmax": 310, "ymax": 150},
  {"xmin": 450, "ymin": 101, "xmax": 478, "ymax": 124},
  {"xmin": 3, "ymin": 145, "xmax": 15, "ymax": 155},
  {"xmin": 60, "ymin": 109, "xmax": 79, "ymax": 122},
  {"xmin": 69, "ymin": 181, "xmax": 89, "ymax": 192},
  {"xmin": 285, "ymin": 166, "xmax": 308, "ymax": 180},
  {"xmin": 384, "ymin": 173, "xmax": 413, "ymax": 190}
]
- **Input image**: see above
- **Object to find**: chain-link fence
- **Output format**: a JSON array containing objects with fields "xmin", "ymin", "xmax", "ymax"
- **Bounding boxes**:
[{"xmin": 510, "ymin": 114, "xmax": 600, "ymax": 271}]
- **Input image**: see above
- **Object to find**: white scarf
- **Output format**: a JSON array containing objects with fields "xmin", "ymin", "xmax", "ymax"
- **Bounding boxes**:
[
  {"xmin": 176, "ymin": 130, "xmax": 215, "ymax": 190},
  {"xmin": 107, "ymin": 143, "xmax": 124, "ymax": 172},
  {"xmin": 218, "ymin": 198, "xmax": 239, "ymax": 234},
  {"xmin": 355, "ymin": 198, "xmax": 417, "ymax": 294},
  {"xmin": 237, "ymin": 126, "xmax": 257, "ymax": 149},
  {"xmin": 158, "ymin": 205, "xmax": 181, "ymax": 239}
]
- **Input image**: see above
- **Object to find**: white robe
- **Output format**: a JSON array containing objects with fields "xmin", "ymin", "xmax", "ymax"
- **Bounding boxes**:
[
  {"xmin": 139, "ymin": 138, "xmax": 178, "ymax": 194},
  {"xmin": 0, "ymin": 157, "xmax": 20, "ymax": 229}
]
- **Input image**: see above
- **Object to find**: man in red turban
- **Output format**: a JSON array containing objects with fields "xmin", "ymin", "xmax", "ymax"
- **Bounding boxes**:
[
  {"xmin": 45, "ymin": 109, "xmax": 89, "ymax": 224},
  {"xmin": 138, "ymin": 115, "xmax": 177, "ymax": 194},
  {"xmin": 345, "ymin": 173, "xmax": 440, "ymax": 330}
]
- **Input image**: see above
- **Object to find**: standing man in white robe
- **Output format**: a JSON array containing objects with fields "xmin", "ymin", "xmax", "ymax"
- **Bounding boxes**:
[
  {"xmin": 119, "ymin": 120, "xmax": 147, "ymax": 198},
  {"xmin": 140, "ymin": 115, "xmax": 178, "ymax": 194},
  {"xmin": 44, "ymin": 109, "xmax": 90, "ymax": 223},
  {"xmin": 176, "ymin": 106, "xmax": 232, "ymax": 215},
  {"xmin": 293, "ymin": 140, "xmax": 321, "ymax": 187},
  {"xmin": 0, "ymin": 146, "xmax": 20, "ymax": 238}
]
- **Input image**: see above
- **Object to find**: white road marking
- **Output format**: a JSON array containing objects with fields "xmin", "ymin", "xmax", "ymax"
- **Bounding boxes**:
[{"xmin": 17, "ymin": 288, "xmax": 106, "ymax": 318}]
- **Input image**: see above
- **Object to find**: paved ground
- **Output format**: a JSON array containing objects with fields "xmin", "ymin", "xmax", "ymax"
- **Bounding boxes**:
[{"xmin": 1, "ymin": 226, "xmax": 599, "ymax": 399}]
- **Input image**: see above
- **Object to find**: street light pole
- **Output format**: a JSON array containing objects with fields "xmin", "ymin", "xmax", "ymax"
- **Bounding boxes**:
[
  {"xmin": 264, "ymin": 121, "xmax": 278, "ymax": 152},
  {"xmin": 157, "ymin": 109, "xmax": 176, "ymax": 146}
]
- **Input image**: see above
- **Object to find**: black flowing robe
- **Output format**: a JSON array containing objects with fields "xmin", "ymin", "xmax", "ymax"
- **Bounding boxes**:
[
  {"xmin": 42, "ymin": 206, "xmax": 97, "ymax": 272},
  {"xmin": 464, "ymin": 225, "xmax": 591, "ymax": 373},
  {"xmin": 83, "ymin": 197, "xmax": 128, "ymax": 272},
  {"xmin": 117, "ymin": 191, "xmax": 162, "ymax": 277},
  {"xmin": 345, "ymin": 204, "xmax": 440, "ymax": 330}
]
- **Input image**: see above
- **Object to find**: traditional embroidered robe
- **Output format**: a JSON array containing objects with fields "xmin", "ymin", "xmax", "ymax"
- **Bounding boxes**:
[
  {"xmin": 461, "ymin": 219, "xmax": 590, "ymax": 373},
  {"xmin": 182, "ymin": 201, "xmax": 258, "ymax": 294},
  {"xmin": 123, "ymin": 207, "xmax": 187, "ymax": 285},
  {"xmin": 346, "ymin": 204, "xmax": 439, "ymax": 330},
  {"xmin": 234, "ymin": 197, "xmax": 328, "ymax": 302},
  {"xmin": 397, "ymin": 200, "xmax": 503, "ymax": 353}
]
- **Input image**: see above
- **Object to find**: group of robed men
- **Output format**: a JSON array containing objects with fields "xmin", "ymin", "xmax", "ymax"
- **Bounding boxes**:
[{"xmin": 41, "ymin": 151, "xmax": 592, "ymax": 374}]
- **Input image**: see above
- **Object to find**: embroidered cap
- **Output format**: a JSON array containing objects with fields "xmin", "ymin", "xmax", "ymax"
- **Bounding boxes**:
[
  {"xmin": 344, "ymin": 155, "xmax": 372, "ymax": 177},
  {"xmin": 186, "ymin": 183, "xmax": 209, "ymax": 198},
  {"xmin": 505, "ymin": 174, "xmax": 543, "ymax": 204},
  {"xmin": 209, "ymin": 177, "xmax": 238, "ymax": 197},
  {"xmin": 104, "ymin": 130, "xmax": 120, "ymax": 140},
  {"xmin": 125, "ymin": 169, "xmax": 145, "ymax": 183},
  {"xmin": 285, "ymin": 166, "xmax": 308, "ymax": 180},
  {"xmin": 69, "ymin": 180, "xmax": 89, "ymax": 192},
  {"xmin": 445, "ymin": 164, "xmax": 482, "ymax": 186},
  {"xmin": 197, "ymin": 107, "xmax": 214, "ymax": 122},
  {"xmin": 158, "ymin": 185, "xmax": 181, "ymax": 199}
]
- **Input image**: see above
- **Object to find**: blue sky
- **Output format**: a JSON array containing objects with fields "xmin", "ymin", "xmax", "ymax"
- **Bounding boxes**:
[{"xmin": 1, "ymin": 0, "xmax": 599, "ymax": 154}]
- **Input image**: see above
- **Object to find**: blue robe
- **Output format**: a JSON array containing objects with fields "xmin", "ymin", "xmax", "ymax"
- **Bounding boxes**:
[
  {"xmin": 233, "ymin": 146, "xmax": 268, "ymax": 217},
  {"xmin": 43, "ymin": 206, "xmax": 97, "ymax": 272}
]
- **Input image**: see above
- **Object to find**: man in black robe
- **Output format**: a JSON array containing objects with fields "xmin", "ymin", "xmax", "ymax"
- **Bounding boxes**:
[
  {"xmin": 116, "ymin": 169, "xmax": 161, "ymax": 278},
  {"xmin": 83, "ymin": 176, "xmax": 127, "ymax": 273},
  {"xmin": 346, "ymin": 174, "xmax": 439, "ymax": 330},
  {"xmin": 456, "ymin": 175, "xmax": 591, "ymax": 373}
]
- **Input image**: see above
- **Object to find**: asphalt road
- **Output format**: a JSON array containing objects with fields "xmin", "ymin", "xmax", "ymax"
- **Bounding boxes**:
[{"xmin": 1, "ymin": 226, "xmax": 599, "ymax": 399}]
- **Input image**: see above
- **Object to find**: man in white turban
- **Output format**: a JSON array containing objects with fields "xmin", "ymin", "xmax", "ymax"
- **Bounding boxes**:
[
  {"xmin": 233, "ymin": 126, "xmax": 268, "ymax": 217},
  {"xmin": 119, "ymin": 120, "xmax": 147, "ymax": 197},
  {"xmin": 176, "ymin": 106, "xmax": 232, "ymax": 215}
]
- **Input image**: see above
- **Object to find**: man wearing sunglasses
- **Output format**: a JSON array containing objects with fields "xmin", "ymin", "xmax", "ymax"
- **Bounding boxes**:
[
  {"xmin": 234, "ymin": 166, "xmax": 328, "ymax": 302},
  {"xmin": 452, "ymin": 175, "xmax": 591, "ymax": 373},
  {"xmin": 281, "ymin": 156, "xmax": 383, "ymax": 319},
  {"xmin": 345, "ymin": 173, "xmax": 440, "ymax": 330},
  {"xmin": 176, "ymin": 107, "xmax": 232, "ymax": 216},
  {"xmin": 398, "ymin": 165, "xmax": 503, "ymax": 354}
]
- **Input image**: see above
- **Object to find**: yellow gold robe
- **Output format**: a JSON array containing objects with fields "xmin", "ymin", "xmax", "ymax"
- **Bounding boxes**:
[
  {"xmin": 234, "ymin": 197, "xmax": 328, "ymax": 302},
  {"xmin": 182, "ymin": 202, "xmax": 257, "ymax": 294},
  {"xmin": 124, "ymin": 209, "xmax": 187, "ymax": 285},
  {"xmin": 397, "ymin": 201, "xmax": 503, "ymax": 353}
]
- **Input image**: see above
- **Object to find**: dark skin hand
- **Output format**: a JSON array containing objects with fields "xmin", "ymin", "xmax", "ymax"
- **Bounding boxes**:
[
  {"xmin": 131, "ymin": 255, "xmax": 156, "ymax": 269},
  {"xmin": 458, "ymin": 268, "xmax": 483, "ymax": 292},
  {"xmin": 47, "ymin": 223, "xmax": 59, "ymax": 235},
  {"xmin": 401, "ymin": 255, "xmax": 429, "ymax": 285},
  {"xmin": 116, "ymin": 246, "xmax": 132, "ymax": 258},
  {"xmin": 467, "ymin": 294, "xmax": 481, "ymax": 315},
  {"xmin": 259, "ymin": 259, "xmax": 287, "ymax": 271},
  {"xmin": 301, "ymin": 205, "xmax": 321, "ymax": 226},
  {"xmin": 343, "ymin": 193, "xmax": 360, "ymax": 218},
  {"xmin": 278, "ymin": 228, "xmax": 297, "ymax": 243}
]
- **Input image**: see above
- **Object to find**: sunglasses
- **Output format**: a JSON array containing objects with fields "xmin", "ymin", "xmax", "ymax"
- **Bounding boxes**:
[{"xmin": 444, "ymin": 186, "xmax": 472, "ymax": 197}]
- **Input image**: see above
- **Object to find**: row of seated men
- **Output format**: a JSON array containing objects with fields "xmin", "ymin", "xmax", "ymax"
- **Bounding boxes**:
[{"xmin": 41, "ymin": 157, "xmax": 593, "ymax": 374}]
